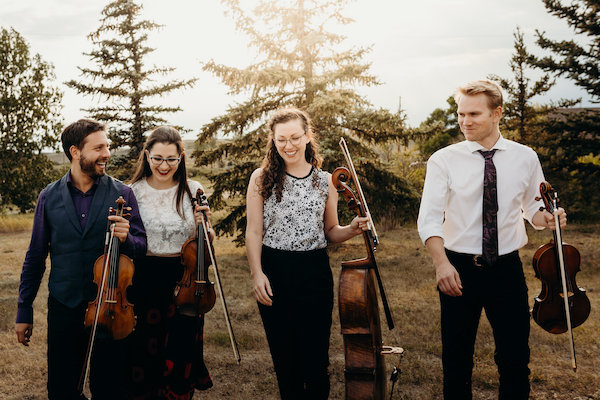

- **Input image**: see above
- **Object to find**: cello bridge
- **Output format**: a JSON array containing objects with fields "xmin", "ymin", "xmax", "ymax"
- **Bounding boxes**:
[{"xmin": 381, "ymin": 346, "xmax": 404, "ymax": 355}]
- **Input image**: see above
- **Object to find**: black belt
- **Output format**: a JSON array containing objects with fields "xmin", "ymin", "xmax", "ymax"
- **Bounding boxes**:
[{"xmin": 446, "ymin": 249, "xmax": 519, "ymax": 268}]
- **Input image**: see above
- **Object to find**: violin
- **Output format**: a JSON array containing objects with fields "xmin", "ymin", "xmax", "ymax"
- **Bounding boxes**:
[
  {"xmin": 333, "ymin": 138, "xmax": 403, "ymax": 400},
  {"xmin": 176, "ymin": 187, "xmax": 241, "ymax": 363},
  {"xmin": 176, "ymin": 188, "xmax": 217, "ymax": 317},
  {"xmin": 79, "ymin": 196, "xmax": 135, "ymax": 393},
  {"xmin": 532, "ymin": 181, "xmax": 590, "ymax": 371}
]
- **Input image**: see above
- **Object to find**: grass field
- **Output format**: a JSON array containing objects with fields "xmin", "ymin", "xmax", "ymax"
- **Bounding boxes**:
[{"xmin": 1, "ymin": 217, "xmax": 599, "ymax": 399}]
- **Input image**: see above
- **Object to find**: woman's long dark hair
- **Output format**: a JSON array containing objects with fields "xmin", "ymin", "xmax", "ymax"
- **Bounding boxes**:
[
  {"xmin": 129, "ymin": 126, "xmax": 191, "ymax": 217},
  {"xmin": 259, "ymin": 108, "xmax": 323, "ymax": 201}
]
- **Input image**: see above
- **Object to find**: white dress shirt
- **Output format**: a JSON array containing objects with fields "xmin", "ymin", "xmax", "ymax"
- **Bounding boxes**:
[{"xmin": 417, "ymin": 135, "xmax": 545, "ymax": 255}]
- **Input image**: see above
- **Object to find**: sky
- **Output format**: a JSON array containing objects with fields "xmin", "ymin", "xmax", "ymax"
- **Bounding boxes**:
[{"xmin": 0, "ymin": 0, "xmax": 595, "ymax": 139}]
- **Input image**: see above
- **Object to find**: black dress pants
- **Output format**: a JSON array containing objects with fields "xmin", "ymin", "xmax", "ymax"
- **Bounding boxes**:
[
  {"xmin": 258, "ymin": 245, "xmax": 333, "ymax": 400},
  {"xmin": 439, "ymin": 250, "xmax": 531, "ymax": 400},
  {"xmin": 47, "ymin": 295, "xmax": 129, "ymax": 400}
]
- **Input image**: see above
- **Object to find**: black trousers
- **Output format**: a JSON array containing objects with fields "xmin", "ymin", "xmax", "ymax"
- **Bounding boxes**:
[
  {"xmin": 47, "ymin": 295, "xmax": 129, "ymax": 400},
  {"xmin": 258, "ymin": 245, "xmax": 333, "ymax": 400},
  {"xmin": 440, "ymin": 250, "xmax": 531, "ymax": 400}
]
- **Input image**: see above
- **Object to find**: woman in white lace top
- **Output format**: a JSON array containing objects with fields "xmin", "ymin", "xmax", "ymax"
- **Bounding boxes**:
[
  {"xmin": 246, "ymin": 108, "xmax": 369, "ymax": 399},
  {"xmin": 128, "ymin": 126, "xmax": 213, "ymax": 399}
]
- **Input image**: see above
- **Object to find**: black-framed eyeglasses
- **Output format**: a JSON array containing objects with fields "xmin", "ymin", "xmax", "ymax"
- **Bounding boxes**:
[{"xmin": 147, "ymin": 152, "xmax": 181, "ymax": 166}]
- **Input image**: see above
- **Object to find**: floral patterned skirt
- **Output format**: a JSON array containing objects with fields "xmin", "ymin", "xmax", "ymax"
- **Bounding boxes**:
[{"xmin": 129, "ymin": 256, "xmax": 213, "ymax": 400}]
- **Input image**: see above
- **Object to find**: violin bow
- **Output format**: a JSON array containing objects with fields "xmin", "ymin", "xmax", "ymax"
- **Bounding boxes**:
[
  {"xmin": 549, "ymin": 191, "xmax": 577, "ymax": 371},
  {"xmin": 197, "ymin": 189, "xmax": 241, "ymax": 364},
  {"xmin": 339, "ymin": 137, "xmax": 379, "ymax": 248},
  {"xmin": 338, "ymin": 137, "xmax": 394, "ymax": 330}
]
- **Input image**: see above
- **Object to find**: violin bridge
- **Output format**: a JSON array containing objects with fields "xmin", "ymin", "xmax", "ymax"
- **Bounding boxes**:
[{"xmin": 558, "ymin": 292, "xmax": 575, "ymax": 298}]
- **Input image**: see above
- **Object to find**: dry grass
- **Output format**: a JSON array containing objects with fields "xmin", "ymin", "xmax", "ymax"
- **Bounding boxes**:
[
  {"xmin": 0, "ymin": 215, "xmax": 34, "ymax": 233},
  {"xmin": 1, "ymin": 223, "xmax": 599, "ymax": 399}
]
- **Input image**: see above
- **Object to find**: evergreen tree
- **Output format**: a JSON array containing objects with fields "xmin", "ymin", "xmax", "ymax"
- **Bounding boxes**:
[
  {"xmin": 531, "ymin": 1, "xmax": 600, "ymax": 220},
  {"xmin": 0, "ymin": 27, "xmax": 63, "ymax": 212},
  {"xmin": 197, "ymin": 0, "xmax": 419, "ymax": 244},
  {"xmin": 416, "ymin": 96, "xmax": 459, "ymax": 158},
  {"xmin": 533, "ymin": 107, "xmax": 600, "ymax": 220},
  {"xmin": 488, "ymin": 27, "xmax": 560, "ymax": 141},
  {"xmin": 534, "ymin": 0, "xmax": 600, "ymax": 101},
  {"xmin": 66, "ymin": 0, "xmax": 196, "ymax": 176}
]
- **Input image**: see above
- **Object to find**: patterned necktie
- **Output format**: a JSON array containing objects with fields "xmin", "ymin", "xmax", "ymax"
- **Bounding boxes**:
[{"xmin": 479, "ymin": 149, "xmax": 498, "ymax": 266}]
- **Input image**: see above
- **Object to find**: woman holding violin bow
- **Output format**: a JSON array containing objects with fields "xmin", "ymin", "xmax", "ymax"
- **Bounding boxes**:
[
  {"xmin": 128, "ymin": 126, "xmax": 214, "ymax": 399},
  {"xmin": 245, "ymin": 108, "xmax": 370, "ymax": 400}
]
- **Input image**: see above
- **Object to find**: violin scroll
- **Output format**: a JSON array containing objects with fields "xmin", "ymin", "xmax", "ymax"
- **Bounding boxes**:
[{"xmin": 535, "ymin": 181, "xmax": 558, "ymax": 214}]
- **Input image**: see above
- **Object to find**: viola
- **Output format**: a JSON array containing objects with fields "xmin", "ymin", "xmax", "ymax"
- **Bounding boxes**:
[
  {"xmin": 79, "ymin": 196, "xmax": 135, "ymax": 393},
  {"xmin": 176, "ymin": 188, "xmax": 217, "ymax": 317},
  {"xmin": 176, "ymin": 187, "xmax": 241, "ymax": 363},
  {"xmin": 334, "ymin": 138, "xmax": 403, "ymax": 400},
  {"xmin": 532, "ymin": 181, "xmax": 590, "ymax": 370}
]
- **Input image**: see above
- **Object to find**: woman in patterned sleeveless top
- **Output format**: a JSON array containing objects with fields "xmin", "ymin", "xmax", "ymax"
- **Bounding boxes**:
[
  {"xmin": 246, "ymin": 108, "xmax": 369, "ymax": 399},
  {"xmin": 128, "ymin": 126, "xmax": 213, "ymax": 399}
]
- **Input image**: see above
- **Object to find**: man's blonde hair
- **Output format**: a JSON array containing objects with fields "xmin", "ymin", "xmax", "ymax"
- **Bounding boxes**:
[{"xmin": 454, "ymin": 79, "xmax": 503, "ymax": 111}]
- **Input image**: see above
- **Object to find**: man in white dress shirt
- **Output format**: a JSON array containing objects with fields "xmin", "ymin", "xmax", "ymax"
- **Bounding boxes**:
[{"xmin": 417, "ymin": 79, "xmax": 566, "ymax": 400}]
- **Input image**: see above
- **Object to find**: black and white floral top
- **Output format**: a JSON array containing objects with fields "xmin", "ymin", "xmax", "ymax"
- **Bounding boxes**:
[
  {"xmin": 131, "ymin": 178, "xmax": 203, "ymax": 257},
  {"xmin": 262, "ymin": 167, "xmax": 329, "ymax": 251}
]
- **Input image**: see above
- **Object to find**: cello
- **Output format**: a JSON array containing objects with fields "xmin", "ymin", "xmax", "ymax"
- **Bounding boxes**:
[
  {"xmin": 79, "ymin": 196, "xmax": 135, "ymax": 394},
  {"xmin": 532, "ymin": 181, "xmax": 590, "ymax": 371},
  {"xmin": 333, "ymin": 137, "xmax": 403, "ymax": 400},
  {"xmin": 175, "ymin": 188, "xmax": 241, "ymax": 363}
]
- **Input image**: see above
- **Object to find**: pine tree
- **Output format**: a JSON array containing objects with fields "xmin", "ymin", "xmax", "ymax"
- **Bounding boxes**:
[
  {"xmin": 488, "ymin": 27, "xmax": 560, "ymax": 141},
  {"xmin": 197, "ymin": 0, "xmax": 419, "ymax": 244},
  {"xmin": 66, "ymin": 0, "xmax": 196, "ymax": 176},
  {"xmin": 531, "ymin": 2, "xmax": 600, "ymax": 220},
  {"xmin": 533, "ymin": 107, "xmax": 600, "ymax": 220},
  {"xmin": 0, "ymin": 27, "xmax": 63, "ymax": 212},
  {"xmin": 534, "ymin": 0, "xmax": 600, "ymax": 101},
  {"xmin": 416, "ymin": 96, "xmax": 459, "ymax": 159}
]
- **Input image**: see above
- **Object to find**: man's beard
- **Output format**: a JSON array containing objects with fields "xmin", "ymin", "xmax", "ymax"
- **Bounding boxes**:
[{"xmin": 80, "ymin": 153, "xmax": 106, "ymax": 179}]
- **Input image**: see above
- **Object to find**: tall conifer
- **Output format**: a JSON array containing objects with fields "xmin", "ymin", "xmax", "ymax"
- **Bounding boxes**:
[
  {"xmin": 488, "ymin": 27, "xmax": 559, "ymax": 140},
  {"xmin": 530, "ymin": 1, "xmax": 600, "ymax": 220},
  {"xmin": 197, "ymin": 0, "xmax": 418, "ymax": 243},
  {"xmin": 534, "ymin": 0, "xmax": 600, "ymax": 101},
  {"xmin": 66, "ymin": 0, "xmax": 196, "ymax": 174}
]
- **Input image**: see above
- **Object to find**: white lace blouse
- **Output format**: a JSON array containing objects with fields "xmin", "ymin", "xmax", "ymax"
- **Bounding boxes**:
[
  {"xmin": 262, "ymin": 168, "xmax": 329, "ymax": 251},
  {"xmin": 131, "ymin": 178, "xmax": 203, "ymax": 256}
]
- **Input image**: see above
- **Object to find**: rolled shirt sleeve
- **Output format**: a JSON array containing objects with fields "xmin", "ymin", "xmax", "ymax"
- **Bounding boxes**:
[
  {"xmin": 417, "ymin": 154, "xmax": 449, "ymax": 245},
  {"xmin": 522, "ymin": 150, "xmax": 546, "ymax": 229}
]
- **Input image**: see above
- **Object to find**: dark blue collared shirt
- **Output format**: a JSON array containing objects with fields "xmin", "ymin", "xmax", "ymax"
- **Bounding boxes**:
[{"xmin": 16, "ymin": 171, "xmax": 147, "ymax": 324}]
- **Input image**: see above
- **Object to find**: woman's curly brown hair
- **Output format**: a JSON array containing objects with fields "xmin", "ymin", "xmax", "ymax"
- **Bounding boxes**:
[{"xmin": 259, "ymin": 108, "xmax": 323, "ymax": 201}]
